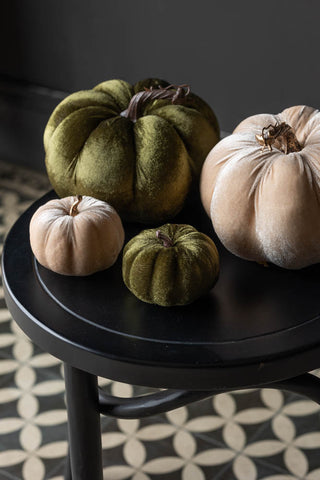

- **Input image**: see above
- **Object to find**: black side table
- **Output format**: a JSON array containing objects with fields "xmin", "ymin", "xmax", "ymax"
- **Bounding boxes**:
[{"xmin": 3, "ymin": 190, "xmax": 320, "ymax": 480}]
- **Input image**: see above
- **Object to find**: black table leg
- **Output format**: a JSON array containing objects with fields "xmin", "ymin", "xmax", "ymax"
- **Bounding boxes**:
[
  {"xmin": 64, "ymin": 448, "xmax": 72, "ymax": 480},
  {"xmin": 62, "ymin": 367, "xmax": 320, "ymax": 480},
  {"xmin": 64, "ymin": 364, "xmax": 103, "ymax": 480}
]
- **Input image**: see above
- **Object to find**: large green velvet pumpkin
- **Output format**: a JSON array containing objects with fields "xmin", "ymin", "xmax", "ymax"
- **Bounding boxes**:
[
  {"xmin": 44, "ymin": 78, "xmax": 219, "ymax": 223},
  {"xmin": 122, "ymin": 224, "xmax": 220, "ymax": 306}
]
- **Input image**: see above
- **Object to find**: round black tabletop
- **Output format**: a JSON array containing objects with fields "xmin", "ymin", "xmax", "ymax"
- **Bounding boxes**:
[{"xmin": 3, "ymin": 190, "xmax": 320, "ymax": 390}]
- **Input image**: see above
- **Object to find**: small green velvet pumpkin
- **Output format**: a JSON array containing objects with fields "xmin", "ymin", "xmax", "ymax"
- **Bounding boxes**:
[
  {"xmin": 44, "ymin": 78, "xmax": 219, "ymax": 224},
  {"xmin": 122, "ymin": 224, "xmax": 220, "ymax": 306}
]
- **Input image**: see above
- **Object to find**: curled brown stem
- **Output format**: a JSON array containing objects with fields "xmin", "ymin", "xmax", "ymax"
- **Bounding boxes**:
[
  {"xmin": 121, "ymin": 84, "xmax": 190, "ymax": 122},
  {"xmin": 156, "ymin": 230, "xmax": 174, "ymax": 248},
  {"xmin": 69, "ymin": 195, "xmax": 83, "ymax": 216}
]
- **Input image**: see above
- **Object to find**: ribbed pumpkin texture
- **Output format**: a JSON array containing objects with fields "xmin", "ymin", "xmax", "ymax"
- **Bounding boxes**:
[
  {"xmin": 30, "ymin": 195, "xmax": 125, "ymax": 276},
  {"xmin": 200, "ymin": 105, "xmax": 320, "ymax": 269},
  {"xmin": 44, "ymin": 78, "xmax": 219, "ymax": 224},
  {"xmin": 122, "ymin": 224, "xmax": 220, "ymax": 306}
]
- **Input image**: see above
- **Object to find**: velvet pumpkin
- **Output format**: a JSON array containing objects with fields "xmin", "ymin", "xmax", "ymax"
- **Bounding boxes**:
[
  {"xmin": 200, "ymin": 105, "xmax": 320, "ymax": 269},
  {"xmin": 44, "ymin": 78, "xmax": 219, "ymax": 224},
  {"xmin": 29, "ymin": 195, "xmax": 125, "ymax": 276},
  {"xmin": 122, "ymin": 224, "xmax": 219, "ymax": 306}
]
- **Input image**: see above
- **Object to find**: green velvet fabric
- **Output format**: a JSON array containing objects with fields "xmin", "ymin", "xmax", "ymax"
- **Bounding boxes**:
[
  {"xmin": 44, "ymin": 78, "xmax": 220, "ymax": 223},
  {"xmin": 122, "ymin": 224, "xmax": 220, "ymax": 306}
]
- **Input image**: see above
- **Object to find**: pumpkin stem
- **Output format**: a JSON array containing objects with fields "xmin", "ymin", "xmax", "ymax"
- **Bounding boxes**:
[
  {"xmin": 255, "ymin": 122, "xmax": 301, "ymax": 154},
  {"xmin": 120, "ymin": 84, "xmax": 190, "ymax": 123},
  {"xmin": 156, "ymin": 230, "xmax": 173, "ymax": 248},
  {"xmin": 69, "ymin": 195, "xmax": 83, "ymax": 216}
]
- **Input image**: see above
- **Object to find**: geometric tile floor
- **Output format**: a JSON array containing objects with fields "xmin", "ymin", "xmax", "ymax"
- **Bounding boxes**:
[{"xmin": 1, "ymin": 160, "xmax": 320, "ymax": 480}]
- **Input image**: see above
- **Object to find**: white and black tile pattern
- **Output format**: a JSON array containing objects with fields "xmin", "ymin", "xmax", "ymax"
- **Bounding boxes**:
[{"xmin": 1, "ymin": 160, "xmax": 320, "ymax": 480}]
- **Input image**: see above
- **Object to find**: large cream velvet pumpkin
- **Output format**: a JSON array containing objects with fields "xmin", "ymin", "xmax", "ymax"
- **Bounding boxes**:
[
  {"xmin": 200, "ymin": 105, "xmax": 320, "ymax": 269},
  {"xmin": 30, "ymin": 195, "xmax": 125, "ymax": 276}
]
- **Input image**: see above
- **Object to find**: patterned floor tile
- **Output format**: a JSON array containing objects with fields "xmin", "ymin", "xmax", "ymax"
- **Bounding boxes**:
[{"xmin": 1, "ymin": 161, "xmax": 320, "ymax": 479}]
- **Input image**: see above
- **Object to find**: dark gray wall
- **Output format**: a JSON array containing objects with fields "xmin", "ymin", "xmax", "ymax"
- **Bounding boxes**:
[{"xmin": 1, "ymin": 0, "xmax": 320, "ymax": 170}]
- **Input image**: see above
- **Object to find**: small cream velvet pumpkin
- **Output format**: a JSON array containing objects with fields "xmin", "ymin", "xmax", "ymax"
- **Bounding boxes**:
[
  {"xmin": 200, "ymin": 105, "xmax": 320, "ymax": 269},
  {"xmin": 30, "ymin": 195, "xmax": 125, "ymax": 276}
]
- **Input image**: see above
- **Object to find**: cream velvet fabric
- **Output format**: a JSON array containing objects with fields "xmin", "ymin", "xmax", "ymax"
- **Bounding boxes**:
[
  {"xmin": 30, "ymin": 196, "xmax": 125, "ymax": 276},
  {"xmin": 200, "ymin": 105, "xmax": 320, "ymax": 269}
]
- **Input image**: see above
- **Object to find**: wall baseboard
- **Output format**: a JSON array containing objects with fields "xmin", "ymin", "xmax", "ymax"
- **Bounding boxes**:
[{"xmin": 0, "ymin": 76, "xmax": 67, "ymax": 172}]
